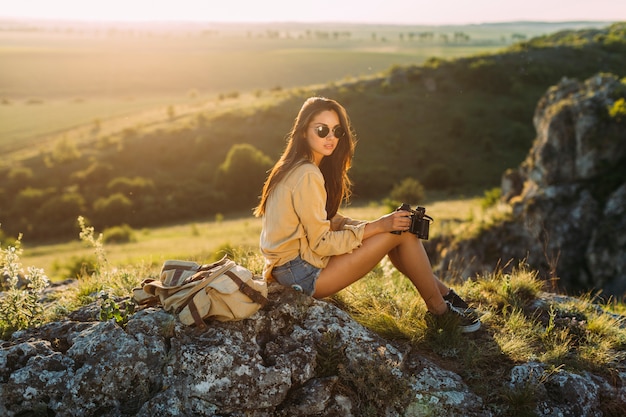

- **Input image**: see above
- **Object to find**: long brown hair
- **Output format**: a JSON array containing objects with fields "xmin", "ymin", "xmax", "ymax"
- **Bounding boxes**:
[{"xmin": 254, "ymin": 97, "xmax": 356, "ymax": 219}]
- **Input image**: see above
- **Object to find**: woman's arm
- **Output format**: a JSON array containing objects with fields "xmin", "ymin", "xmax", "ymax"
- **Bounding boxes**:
[
  {"xmin": 362, "ymin": 211, "xmax": 412, "ymax": 240},
  {"xmin": 293, "ymin": 170, "xmax": 366, "ymax": 256},
  {"xmin": 330, "ymin": 213, "xmax": 366, "ymax": 230},
  {"xmin": 332, "ymin": 209, "xmax": 412, "ymax": 240}
]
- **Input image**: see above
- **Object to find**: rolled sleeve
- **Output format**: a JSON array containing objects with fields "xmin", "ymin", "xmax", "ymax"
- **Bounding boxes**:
[{"xmin": 331, "ymin": 213, "xmax": 367, "ymax": 230}]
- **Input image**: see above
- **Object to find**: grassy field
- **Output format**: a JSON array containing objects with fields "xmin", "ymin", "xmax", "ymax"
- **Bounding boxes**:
[
  {"xmin": 0, "ymin": 41, "xmax": 501, "ymax": 150},
  {"xmin": 20, "ymin": 195, "xmax": 483, "ymax": 281}
]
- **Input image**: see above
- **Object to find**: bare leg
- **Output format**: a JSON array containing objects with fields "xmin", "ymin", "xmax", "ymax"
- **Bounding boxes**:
[
  {"xmin": 387, "ymin": 244, "xmax": 450, "ymax": 296},
  {"xmin": 313, "ymin": 232, "xmax": 448, "ymax": 314}
]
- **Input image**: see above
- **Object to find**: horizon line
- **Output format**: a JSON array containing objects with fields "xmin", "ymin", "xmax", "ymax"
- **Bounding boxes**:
[{"xmin": 0, "ymin": 16, "xmax": 619, "ymax": 27}]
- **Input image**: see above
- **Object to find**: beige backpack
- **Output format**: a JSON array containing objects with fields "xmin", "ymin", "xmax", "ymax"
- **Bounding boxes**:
[{"xmin": 133, "ymin": 256, "xmax": 268, "ymax": 329}]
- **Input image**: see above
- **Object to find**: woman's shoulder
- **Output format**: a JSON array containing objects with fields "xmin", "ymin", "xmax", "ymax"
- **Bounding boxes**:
[
  {"xmin": 282, "ymin": 161, "xmax": 323, "ymax": 187},
  {"xmin": 289, "ymin": 161, "xmax": 322, "ymax": 177}
]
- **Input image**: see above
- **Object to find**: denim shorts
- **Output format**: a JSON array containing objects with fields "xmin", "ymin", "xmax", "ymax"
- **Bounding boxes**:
[{"xmin": 271, "ymin": 255, "xmax": 322, "ymax": 296}]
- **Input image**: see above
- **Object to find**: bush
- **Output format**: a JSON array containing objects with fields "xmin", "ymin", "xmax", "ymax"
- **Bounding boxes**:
[
  {"xmin": 50, "ymin": 137, "xmax": 81, "ymax": 164},
  {"xmin": 388, "ymin": 177, "xmax": 425, "ymax": 206},
  {"xmin": 103, "ymin": 224, "xmax": 136, "ymax": 244},
  {"xmin": 0, "ymin": 228, "xmax": 19, "ymax": 248},
  {"xmin": 71, "ymin": 161, "xmax": 114, "ymax": 185},
  {"xmin": 214, "ymin": 144, "xmax": 273, "ymax": 208},
  {"xmin": 5, "ymin": 167, "xmax": 34, "ymax": 195},
  {"xmin": 0, "ymin": 236, "xmax": 49, "ymax": 338},
  {"xmin": 51, "ymin": 254, "xmax": 99, "ymax": 279},
  {"xmin": 92, "ymin": 193, "xmax": 133, "ymax": 228},
  {"xmin": 107, "ymin": 176, "xmax": 155, "ymax": 196},
  {"xmin": 481, "ymin": 187, "xmax": 502, "ymax": 210},
  {"xmin": 36, "ymin": 192, "xmax": 86, "ymax": 223}
]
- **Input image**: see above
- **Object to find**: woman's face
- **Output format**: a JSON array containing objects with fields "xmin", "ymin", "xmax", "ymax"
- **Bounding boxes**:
[{"xmin": 305, "ymin": 110, "xmax": 343, "ymax": 165}]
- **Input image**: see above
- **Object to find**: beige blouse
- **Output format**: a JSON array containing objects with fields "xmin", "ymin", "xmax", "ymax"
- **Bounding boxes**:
[{"xmin": 259, "ymin": 161, "xmax": 366, "ymax": 280}]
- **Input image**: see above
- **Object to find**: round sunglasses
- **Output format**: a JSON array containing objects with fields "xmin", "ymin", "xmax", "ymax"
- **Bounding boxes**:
[{"xmin": 313, "ymin": 124, "xmax": 346, "ymax": 139}]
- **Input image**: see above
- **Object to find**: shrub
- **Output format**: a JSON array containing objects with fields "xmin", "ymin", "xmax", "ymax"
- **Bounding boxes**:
[
  {"xmin": 481, "ymin": 187, "xmax": 502, "ymax": 210},
  {"xmin": 6, "ymin": 167, "xmax": 34, "ymax": 195},
  {"xmin": 107, "ymin": 176, "xmax": 155, "ymax": 196},
  {"xmin": 71, "ymin": 161, "xmax": 114, "ymax": 185},
  {"xmin": 51, "ymin": 254, "xmax": 99, "ymax": 279},
  {"xmin": 92, "ymin": 193, "xmax": 133, "ymax": 227},
  {"xmin": 36, "ymin": 192, "xmax": 86, "ymax": 223},
  {"xmin": 388, "ymin": 177, "xmax": 425, "ymax": 206},
  {"xmin": 13, "ymin": 187, "xmax": 55, "ymax": 218},
  {"xmin": 50, "ymin": 137, "xmax": 81, "ymax": 164},
  {"xmin": 7, "ymin": 166, "xmax": 33, "ymax": 183},
  {"xmin": 0, "ymin": 235, "xmax": 49, "ymax": 338},
  {"xmin": 214, "ymin": 143, "xmax": 273, "ymax": 208},
  {"xmin": 102, "ymin": 224, "xmax": 136, "ymax": 244}
]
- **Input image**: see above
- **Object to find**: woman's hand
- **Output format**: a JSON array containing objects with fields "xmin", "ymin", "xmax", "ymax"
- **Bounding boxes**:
[{"xmin": 363, "ymin": 210, "xmax": 412, "ymax": 239}]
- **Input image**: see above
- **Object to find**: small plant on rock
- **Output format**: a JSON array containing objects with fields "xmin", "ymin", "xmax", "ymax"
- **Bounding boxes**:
[
  {"xmin": 98, "ymin": 291, "xmax": 135, "ymax": 327},
  {"xmin": 75, "ymin": 216, "xmax": 144, "ymax": 323},
  {"xmin": 0, "ymin": 233, "xmax": 50, "ymax": 338}
]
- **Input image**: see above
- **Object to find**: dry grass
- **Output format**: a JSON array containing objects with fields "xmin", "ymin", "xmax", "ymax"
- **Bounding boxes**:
[
  {"xmin": 21, "ymin": 213, "xmax": 263, "ymax": 281},
  {"xmin": 336, "ymin": 263, "xmax": 626, "ymax": 413}
]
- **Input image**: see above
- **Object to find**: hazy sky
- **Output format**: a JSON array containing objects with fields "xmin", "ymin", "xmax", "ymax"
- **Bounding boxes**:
[{"xmin": 2, "ymin": 0, "xmax": 625, "ymax": 25}]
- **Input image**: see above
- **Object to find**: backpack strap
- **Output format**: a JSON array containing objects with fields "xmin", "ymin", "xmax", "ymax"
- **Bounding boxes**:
[
  {"xmin": 224, "ymin": 270, "xmax": 268, "ymax": 306},
  {"xmin": 187, "ymin": 296, "xmax": 207, "ymax": 330}
]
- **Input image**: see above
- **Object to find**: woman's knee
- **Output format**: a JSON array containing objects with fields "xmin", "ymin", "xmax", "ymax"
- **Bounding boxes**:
[{"xmin": 395, "ymin": 231, "xmax": 423, "ymax": 248}]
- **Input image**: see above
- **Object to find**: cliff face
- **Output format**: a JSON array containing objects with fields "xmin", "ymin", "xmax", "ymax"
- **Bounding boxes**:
[
  {"xmin": 2, "ymin": 284, "xmax": 625, "ymax": 416},
  {"xmin": 438, "ymin": 73, "xmax": 626, "ymax": 296}
]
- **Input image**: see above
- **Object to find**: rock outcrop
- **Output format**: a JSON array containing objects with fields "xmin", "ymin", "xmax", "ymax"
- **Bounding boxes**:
[
  {"xmin": 438, "ymin": 73, "xmax": 626, "ymax": 296},
  {"xmin": 1, "ymin": 285, "xmax": 486, "ymax": 416},
  {"xmin": 2, "ymin": 284, "xmax": 626, "ymax": 416}
]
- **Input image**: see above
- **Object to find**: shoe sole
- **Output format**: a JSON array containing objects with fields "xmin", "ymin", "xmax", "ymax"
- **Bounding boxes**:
[{"xmin": 460, "ymin": 320, "xmax": 481, "ymax": 333}]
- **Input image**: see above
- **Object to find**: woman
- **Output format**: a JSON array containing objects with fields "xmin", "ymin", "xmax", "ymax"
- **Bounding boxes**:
[{"xmin": 254, "ymin": 97, "xmax": 479, "ymax": 333}]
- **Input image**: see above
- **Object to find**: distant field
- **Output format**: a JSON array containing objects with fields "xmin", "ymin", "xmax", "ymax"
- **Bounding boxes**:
[
  {"xmin": 4, "ymin": 19, "xmax": 592, "ymax": 152},
  {"xmin": 0, "ymin": 44, "xmax": 503, "ymax": 150}
]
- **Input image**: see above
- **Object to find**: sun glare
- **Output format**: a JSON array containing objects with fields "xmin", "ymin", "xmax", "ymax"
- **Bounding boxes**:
[
  {"xmin": 4, "ymin": 1, "xmax": 204, "ymax": 22},
  {"xmin": 1, "ymin": 0, "xmax": 624, "ymax": 24},
  {"xmin": 1, "ymin": 0, "xmax": 305, "ymax": 23}
]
